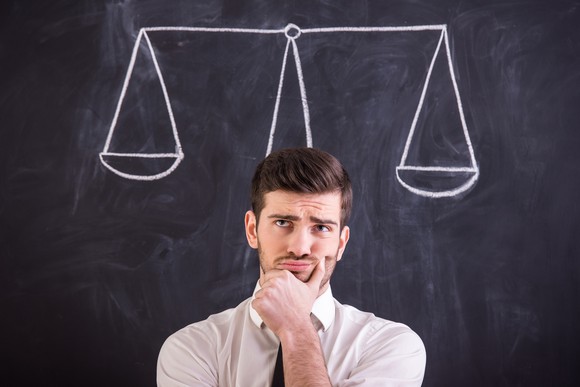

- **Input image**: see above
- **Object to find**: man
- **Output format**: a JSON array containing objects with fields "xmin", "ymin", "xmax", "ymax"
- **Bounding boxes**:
[{"xmin": 157, "ymin": 148, "xmax": 426, "ymax": 386}]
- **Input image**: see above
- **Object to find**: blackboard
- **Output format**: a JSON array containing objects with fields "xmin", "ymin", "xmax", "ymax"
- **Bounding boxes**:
[{"xmin": 2, "ymin": 0, "xmax": 580, "ymax": 386}]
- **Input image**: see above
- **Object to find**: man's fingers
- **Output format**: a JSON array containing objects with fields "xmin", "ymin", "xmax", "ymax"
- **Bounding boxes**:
[
  {"xmin": 261, "ymin": 268, "xmax": 286, "ymax": 283},
  {"xmin": 307, "ymin": 259, "xmax": 325, "ymax": 289}
]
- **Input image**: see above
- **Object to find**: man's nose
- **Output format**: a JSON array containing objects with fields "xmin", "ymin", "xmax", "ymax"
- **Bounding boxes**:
[{"xmin": 287, "ymin": 229, "xmax": 312, "ymax": 257}]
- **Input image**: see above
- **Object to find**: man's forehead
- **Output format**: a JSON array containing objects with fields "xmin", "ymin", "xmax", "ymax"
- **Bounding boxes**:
[{"xmin": 262, "ymin": 190, "xmax": 341, "ymax": 215}]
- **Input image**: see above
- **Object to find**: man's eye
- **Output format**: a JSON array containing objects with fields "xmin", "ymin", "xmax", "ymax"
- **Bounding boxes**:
[
  {"xmin": 275, "ymin": 220, "xmax": 290, "ymax": 227},
  {"xmin": 315, "ymin": 225, "xmax": 331, "ymax": 232}
]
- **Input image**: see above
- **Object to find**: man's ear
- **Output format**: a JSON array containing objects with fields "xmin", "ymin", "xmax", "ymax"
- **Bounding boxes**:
[
  {"xmin": 336, "ymin": 226, "xmax": 350, "ymax": 262},
  {"xmin": 244, "ymin": 210, "xmax": 258, "ymax": 249}
]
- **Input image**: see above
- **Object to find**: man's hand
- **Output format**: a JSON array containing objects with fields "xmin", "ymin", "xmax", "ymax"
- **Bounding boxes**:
[
  {"xmin": 252, "ymin": 259, "xmax": 325, "ymax": 336},
  {"xmin": 253, "ymin": 260, "xmax": 332, "ymax": 386}
]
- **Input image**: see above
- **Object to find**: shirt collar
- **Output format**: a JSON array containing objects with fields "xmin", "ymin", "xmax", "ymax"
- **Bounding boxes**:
[{"xmin": 249, "ymin": 281, "xmax": 335, "ymax": 332}]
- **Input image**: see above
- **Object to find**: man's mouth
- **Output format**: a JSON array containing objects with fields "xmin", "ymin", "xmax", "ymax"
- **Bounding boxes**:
[{"xmin": 278, "ymin": 260, "xmax": 314, "ymax": 272}]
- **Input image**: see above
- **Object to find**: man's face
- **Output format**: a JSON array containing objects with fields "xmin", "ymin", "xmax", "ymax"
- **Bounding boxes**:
[{"xmin": 244, "ymin": 190, "xmax": 350, "ymax": 296}]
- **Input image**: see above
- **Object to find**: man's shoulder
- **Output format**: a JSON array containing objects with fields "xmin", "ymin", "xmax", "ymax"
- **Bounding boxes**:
[
  {"xmin": 334, "ymin": 300, "xmax": 424, "ymax": 348},
  {"xmin": 163, "ymin": 297, "xmax": 252, "ymax": 346},
  {"xmin": 204, "ymin": 297, "xmax": 253, "ymax": 326},
  {"xmin": 329, "ymin": 300, "xmax": 426, "ymax": 384},
  {"xmin": 333, "ymin": 300, "xmax": 392, "ymax": 327},
  {"xmin": 157, "ymin": 298, "xmax": 254, "ymax": 385}
]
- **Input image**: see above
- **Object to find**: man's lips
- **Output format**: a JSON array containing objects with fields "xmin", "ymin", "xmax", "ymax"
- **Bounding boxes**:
[{"xmin": 278, "ymin": 261, "xmax": 314, "ymax": 272}]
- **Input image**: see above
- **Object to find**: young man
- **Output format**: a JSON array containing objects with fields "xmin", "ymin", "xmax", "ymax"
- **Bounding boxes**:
[{"xmin": 157, "ymin": 148, "xmax": 426, "ymax": 386}]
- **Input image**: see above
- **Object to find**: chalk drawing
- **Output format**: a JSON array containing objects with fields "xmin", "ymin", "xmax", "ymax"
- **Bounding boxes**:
[
  {"xmin": 266, "ymin": 23, "xmax": 313, "ymax": 156},
  {"xmin": 394, "ymin": 26, "xmax": 479, "ymax": 198},
  {"xmin": 100, "ymin": 23, "xmax": 479, "ymax": 197},
  {"xmin": 99, "ymin": 28, "xmax": 184, "ymax": 181}
]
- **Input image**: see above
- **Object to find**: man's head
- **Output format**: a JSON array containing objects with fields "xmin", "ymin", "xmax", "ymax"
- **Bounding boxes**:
[
  {"xmin": 245, "ymin": 148, "xmax": 352, "ymax": 294},
  {"xmin": 250, "ymin": 147, "xmax": 352, "ymax": 229}
]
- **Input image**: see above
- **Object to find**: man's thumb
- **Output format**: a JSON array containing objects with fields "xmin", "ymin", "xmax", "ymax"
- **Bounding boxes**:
[{"xmin": 308, "ymin": 259, "xmax": 326, "ymax": 288}]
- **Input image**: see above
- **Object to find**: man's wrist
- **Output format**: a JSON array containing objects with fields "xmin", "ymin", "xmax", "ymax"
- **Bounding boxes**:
[{"xmin": 277, "ymin": 315, "xmax": 318, "ymax": 347}]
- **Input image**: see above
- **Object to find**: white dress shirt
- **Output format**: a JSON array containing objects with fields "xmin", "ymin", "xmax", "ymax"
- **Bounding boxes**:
[{"xmin": 157, "ymin": 283, "xmax": 426, "ymax": 386}]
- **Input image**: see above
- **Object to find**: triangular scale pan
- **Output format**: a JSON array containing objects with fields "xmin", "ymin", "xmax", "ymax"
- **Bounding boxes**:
[
  {"xmin": 99, "ymin": 29, "xmax": 184, "ymax": 181},
  {"xmin": 396, "ymin": 27, "xmax": 479, "ymax": 197}
]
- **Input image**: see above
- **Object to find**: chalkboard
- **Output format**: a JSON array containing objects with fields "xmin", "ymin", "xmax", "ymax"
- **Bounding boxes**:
[{"xmin": 2, "ymin": 0, "xmax": 580, "ymax": 386}]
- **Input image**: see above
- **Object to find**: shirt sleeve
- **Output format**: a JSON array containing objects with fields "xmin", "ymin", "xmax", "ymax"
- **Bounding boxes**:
[
  {"xmin": 337, "ymin": 323, "xmax": 426, "ymax": 387},
  {"xmin": 157, "ymin": 325, "xmax": 219, "ymax": 387}
]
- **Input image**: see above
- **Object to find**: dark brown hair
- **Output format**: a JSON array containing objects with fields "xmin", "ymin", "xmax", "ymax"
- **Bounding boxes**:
[{"xmin": 251, "ymin": 148, "xmax": 352, "ymax": 228}]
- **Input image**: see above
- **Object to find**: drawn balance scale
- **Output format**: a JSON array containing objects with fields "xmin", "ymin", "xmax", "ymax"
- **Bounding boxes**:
[{"xmin": 99, "ymin": 23, "xmax": 479, "ymax": 198}]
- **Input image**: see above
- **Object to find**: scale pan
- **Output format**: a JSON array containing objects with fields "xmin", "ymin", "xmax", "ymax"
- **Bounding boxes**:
[
  {"xmin": 396, "ymin": 166, "xmax": 479, "ymax": 198},
  {"xmin": 99, "ymin": 152, "xmax": 184, "ymax": 181}
]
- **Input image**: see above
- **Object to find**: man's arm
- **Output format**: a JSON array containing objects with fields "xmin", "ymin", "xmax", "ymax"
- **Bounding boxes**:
[
  {"xmin": 157, "ymin": 325, "xmax": 218, "ymax": 387},
  {"xmin": 338, "ymin": 325, "xmax": 426, "ymax": 386},
  {"xmin": 252, "ymin": 261, "xmax": 331, "ymax": 387},
  {"xmin": 278, "ymin": 317, "xmax": 331, "ymax": 386}
]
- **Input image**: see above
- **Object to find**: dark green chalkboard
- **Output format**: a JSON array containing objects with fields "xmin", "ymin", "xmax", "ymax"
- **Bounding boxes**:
[{"xmin": 2, "ymin": 0, "xmax": 579, "ymax": 385}]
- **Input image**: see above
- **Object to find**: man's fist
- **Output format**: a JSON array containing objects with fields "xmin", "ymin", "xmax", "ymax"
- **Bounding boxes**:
[{"xmin": 252, "ymin": 259, "xmax": 326, "ymax": 336}]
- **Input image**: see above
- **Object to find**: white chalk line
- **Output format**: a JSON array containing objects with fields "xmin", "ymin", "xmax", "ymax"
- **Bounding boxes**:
[
  {"xmin": 266, "ymin": 39, "xmax": 291, "ymax": 156},
  {"xmin": 99, "ymin": 152, "xmax": 184, "ymax": 181},
  {"xmin": 101, "ymin": 23, "xmax": 478, "ymax": 198},
  {"xmin": 398, "ymin": 28, "xmax": 445, "ymax": 168},
  {"xmin": 100, "ymin": 29, "xmax": 184, "ymax": 180},
  {"xmin": 100, "ymin": 152, "xmax": 182, "ymax": 158},
  {"xmin": 142, "ymin": 25, "xmax": 447, "ymax": 34},
  {"xmin": 143, "ymin": 26, "xmax": 285, "ymax": 34},
  {"xmin": 396, "ymin": 26, "xmax": 479, "ymax": 197},
  {"xmin": 396, "ymin": 168, "xmax": 479, "ymax": 198},
  {"xmin": 265, "ymin": 32, "xmax": 313, "ymax": 156},
  {"xmin": 443, "ymin": 27, "xmax": 478, "ymax": 169},
  {"xmin": 291, "ymin": 37, "xmax": 313, "ymax": 150},
  {"xmin": 396, "ymin": 166, "xmax": 477, "ymax": 172},
  {"xmin": 142, "ymin": 31, "xmax": 184, "ymax": 156},
  {"xmin": 102, "ymin": 28, "xmax": 145, "ymax": 154},
  {"xmin": 301, "ymin": 25, "xmax": 447, "ymax": 33}
]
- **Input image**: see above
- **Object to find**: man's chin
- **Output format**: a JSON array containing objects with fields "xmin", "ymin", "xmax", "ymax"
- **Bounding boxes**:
[
  {"xmin": 290, "ymin": 271, "xmax": 312, "ymax": 282},
  {"xmin": 288, "ymin": 270, "xmax": 330, "ymax": 293}
]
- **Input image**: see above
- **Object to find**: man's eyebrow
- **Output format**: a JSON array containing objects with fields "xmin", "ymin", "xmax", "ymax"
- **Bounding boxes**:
[
  {"xmin": 266, "ymin": 214, "xmax": 338, "ymax": 226},
  {"xmin": 310, "ymin": 216, "xmax": 338, "ymax": 226},
  {"xmin": 267, "ymin": 214, "xmax": 300, "ymax": 221}
]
